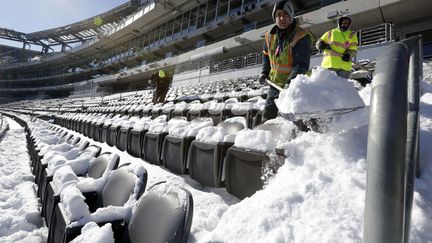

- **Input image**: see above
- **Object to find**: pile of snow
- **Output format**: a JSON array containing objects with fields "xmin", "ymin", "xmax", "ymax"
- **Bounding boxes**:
[
  {"xmin": 234, "ymin": 129, "xmax": 276, "ymax": 152},
  {"xmin": 233, "ymin": 117, "xmax": 297, "ymax": 152},
  {"xmin": 276, "ymin": 67, "xmax": 365, "ymax": 114},
  {"xmin": 70, "ymin": 222, "xmax": 114, "ymax": 243},
  {"xmin": 60, "ymin": 185, "xmax": 90, "ymax": 222},
  {"xmin": 169, "ymin": 117, "xmax": 213, "ymax": 138},
  {"xmin": 195, "ymin": 117, "xmax": 247, "ymax": 144}
]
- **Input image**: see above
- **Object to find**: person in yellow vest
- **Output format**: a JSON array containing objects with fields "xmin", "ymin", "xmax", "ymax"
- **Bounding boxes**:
[
  {"xmin": 150, "ymin": 69, "xmax": 171, "ymax": 104},
  {"xmin": 258, "ymin": 0, "xmax": 311, "ymax": 121},
  {"xmin": 316, "ymin": 16, "xmax": 358, "ymax": 79}
]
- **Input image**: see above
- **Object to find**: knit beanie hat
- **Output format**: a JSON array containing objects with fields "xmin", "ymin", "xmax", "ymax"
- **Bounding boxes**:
[{"xmin": 272, "ymin": 1, "xmax": 295, "ymax": 22}]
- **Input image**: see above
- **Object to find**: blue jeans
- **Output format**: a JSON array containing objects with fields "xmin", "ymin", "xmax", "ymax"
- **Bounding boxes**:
[{"xmin": 263, "ymin": 86, "xmax": 280, "ymax": 121}]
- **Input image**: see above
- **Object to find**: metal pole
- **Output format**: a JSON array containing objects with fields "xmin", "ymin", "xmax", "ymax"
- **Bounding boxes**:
[
  {"xmin": 364, "ymin": 42, "xmax": 409, "ymax": 243},
  {"xmin": 402, "ymin": 35, "xmax": 422, "ymax": 243}
]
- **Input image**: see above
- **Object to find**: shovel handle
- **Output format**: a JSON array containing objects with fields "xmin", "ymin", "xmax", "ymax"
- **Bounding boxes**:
[{"xmin": 265, "ymin": 79, "xmax": 283, "ymax": 91}]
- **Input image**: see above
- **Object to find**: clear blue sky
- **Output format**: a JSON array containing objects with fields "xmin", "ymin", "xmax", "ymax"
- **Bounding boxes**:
[
  {"xmin": 0, "ymin": 0, "xmax": 129, "ymax": 33},
  {"xmin": 0, "ymin": 0, "xmax": 129, "ymax": 48}
]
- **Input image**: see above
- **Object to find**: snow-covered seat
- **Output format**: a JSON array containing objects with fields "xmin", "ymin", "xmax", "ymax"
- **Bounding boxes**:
[
  {"xmin": 36, "ymin": 140, "xmax": 91, "ymax": 197},
  {"xmin": 33, "ymin": 134, "xmax": 80, "ymax": 182},
  {"xmin": 48, "ymin": 164, "xmax": 147, "ymax": 242},
  {"xmin": 40, "ymin": 144, "xmax": 102, "ymax": 210},
  {"xmin": 141, "ymin": 115, "xmax": 170, "ymax": 165},
  {"xmin": 100, "ymin": 114, "xmax": 122, "ymax": 143},
  {"xmin": 160, "ymin": 102, "xmax": 175, "ymax": 120},
  {"xmin": 89, "ymin": 114, "xmax": 112, "ymax": 141},
  {"xmin": 69, "ymin": 182, "xmax": 193, "ymax": 243},
  {"xmin": 161, "ymin": 117, "xmax": 213, "ymax": 174},
  {"xmin": 187, "ymin": 118, "xmax": 246, "ymax": 187},
  {"xmin": 127, "ymin": 117, "xmax": 152, "ymax": 158},
  {"xmin": 206, "ymin": 101, "xmax": 226, "ymax": 125},
  {"xmin": 116, "ymin": 116, "xmax": 140, "ymax": 152},
  {"xmin": 106, "ymin": 116, "xmax": 129, "ymax": 147},
  {"xmin": 48, "ymin": 164, "xmax": 147, "ymax": 243},
  {"xmin": 151, "ymin": 103, "xmax": 164, "ymax": 119},
  {"xmin": 44, "ymin": 152, "xmax": 119, "ymax": 228},
  {"xmin": 171, "ymin": 101, "xmax": 189, "ymax": 118},
  {"xmin": 186, "ymin": 101, "xmax": 207, "ymax": 121},
  {"xmin": 225, "ymin": 101, "xmax": 255, "ymax": 128},
  {"xmin": 224, "ymin": 119, "xmax": 294, "ymax": 199}
]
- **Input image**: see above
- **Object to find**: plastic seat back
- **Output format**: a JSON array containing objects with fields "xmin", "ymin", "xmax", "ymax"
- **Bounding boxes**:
[
  {"xmin": 124, "ymin": 182, "xmax": 193, "ymax": 243},
  {"xmin": 96, "ymin": 166, "xmax": 147, "ymax": 209},
  {"xmin": 87, "ymin": 152, "xmax": 119, "ymax": 179}
]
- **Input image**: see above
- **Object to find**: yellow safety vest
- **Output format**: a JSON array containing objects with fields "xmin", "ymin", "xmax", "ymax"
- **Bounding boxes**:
[
  {"xmin": 320, "ymin": 28, "xmax": 358, "ymax": 71},
  {"xmin": 264, "ymin": 26, "xmax": 308, "ymax": 87}
]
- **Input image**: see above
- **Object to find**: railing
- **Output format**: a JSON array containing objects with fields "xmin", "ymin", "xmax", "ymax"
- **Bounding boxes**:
[
  {"xmin": 209, "ymin": 52, "xmax": 263, "ymax": 73},
  {"xmin": 358, "ymin": 23, "xmax": 394, "ymax": 46},
  {"xmin": 364, "ymin": 35, "xmax": 422, "ymax": 243}
]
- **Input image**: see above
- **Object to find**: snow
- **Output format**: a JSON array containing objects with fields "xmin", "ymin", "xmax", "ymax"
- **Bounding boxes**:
[
  {"xmin": 60, "ymin": 184, "xmax": 91, "ymax": 222},
  {"xmin": 276, "ymin": 67, "xmax": 365, "ymax": 114},
  {"xmin": 195, "ymin": 126, "xmax": 229, "ymax": 144},
  {"xmin": 1, "ymin": 62, "xmax": 432, "ymax": 243},
  {"xmin": 234, "ymin": 129, "xmax": 276, "ymax": 152},
  {"xmin": 69, "ymin": 222, "xmax": 114, "ymax": 243},
  {"xmin": 0, "ymin": 117, "xmax": 47, "ymax": 242}
]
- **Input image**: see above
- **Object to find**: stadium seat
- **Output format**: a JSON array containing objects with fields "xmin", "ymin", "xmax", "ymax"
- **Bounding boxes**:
[
  {"xmin": 127, "ymin": 126, "xmax": 148, "ymax": 158},
  {"xmin": 161, "ymin": 135, "xmax": 195, "ymax": 174},
  {"xmin": 187, "ymin": 120, "xmax": 245, "ymax": 187},
  {"xmin": 48, "ymin": 164, "xmax": 147, "ymax": 243},
  {"xmin": 116, "ymin": 117, "xmax": 141, "ymax": 152},
  {"xmin": 44, "ymin": 152, "xmax": 119, "ymax": 228},
  {"xmin": 223, "ymin": 122, "xmax": 286, "ymax": 199},
  {"xmin": 100, "ymin": 121, "xmax": 111, "ymax": 143},
  {"xmin": 39, "ymin": 144, "xmax": 102, "ymax": 210},
  {"xmin": 36, "ymin": 140, "xmax": 91, "ymax": 198},
  {"xmin": 69, "ymin": 182, "xmax": 193, "ymax": 243},
  {"xmin": 142, "ymin": 131, "xmax": 169, "ymax": 165},
  {"xmin": 186, "ymin": 102, "xmax": 206, "ymax": 121}
]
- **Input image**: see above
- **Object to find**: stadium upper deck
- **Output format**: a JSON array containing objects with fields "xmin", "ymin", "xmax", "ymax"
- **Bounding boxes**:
[{"xmin": 0, "ymin": 0, "xmax": 431, "ymax": 102}]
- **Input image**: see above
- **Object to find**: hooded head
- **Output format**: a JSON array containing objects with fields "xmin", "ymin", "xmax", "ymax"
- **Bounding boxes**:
[
  {"xmin": 272, "ymin": 1, "xmax": 295, "ymax": 22},
  {"xmin": 158, "ymin": 70, "xmax": 166, "ymax": 78},
  {"xmin": 338, "ymin": 16, "xmax": 352, "ymax": 32}
]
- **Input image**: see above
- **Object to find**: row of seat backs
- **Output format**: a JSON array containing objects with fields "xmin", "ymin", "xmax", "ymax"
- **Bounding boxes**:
[
  {"xmin": 25, "ymin": 120, "xmax": 193, "ymax": 243},
  {"xmin": 55, "ymin": 111, "xmax": 273, "ymax": 200},
  {"xmin": 53, "ymin": 110, "xmax": 284, "ymax": 201}
]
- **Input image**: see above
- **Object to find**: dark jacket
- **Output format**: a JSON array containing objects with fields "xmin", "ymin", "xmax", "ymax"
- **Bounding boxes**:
[
  {"xmin": 262, "ymin": 19, "xmax": 311, "ymax": 85},
  {"xmin": 151, "ymin": 73, "xmax": 170, "ymax": 92}
]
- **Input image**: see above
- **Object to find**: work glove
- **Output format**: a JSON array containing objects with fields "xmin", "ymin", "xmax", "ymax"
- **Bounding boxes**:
[
  {"xmin": 259, "ymin": 74, "xmax": 268, "ymax": 85},
  {"xmin": 317, "ymin": 41, "xmax": 331, "ymax": 51},
  {"xmin": 342, "ymin": 53, "xmax": 351, "ymax": 62}
]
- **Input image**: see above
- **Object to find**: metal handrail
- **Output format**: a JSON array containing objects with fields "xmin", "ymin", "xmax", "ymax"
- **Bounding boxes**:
[{"xmin": 364, "ymin": 35, "xmax": 422, "ymax": 243}]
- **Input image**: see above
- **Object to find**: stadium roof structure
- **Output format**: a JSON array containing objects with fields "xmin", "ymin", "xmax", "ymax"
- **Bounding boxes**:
[{"xmin": 0, "ymin": 0, "xmax": 141, "ymax": 49}]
